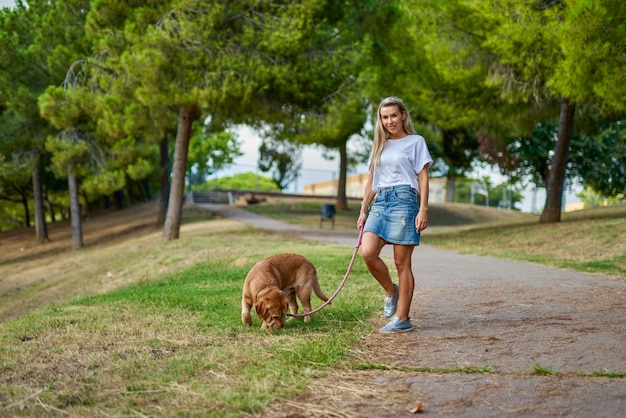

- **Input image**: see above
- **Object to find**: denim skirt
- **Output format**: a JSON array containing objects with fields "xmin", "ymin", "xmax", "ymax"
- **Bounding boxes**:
[{"xmin": 363, "ymin": 185, "xmax": 421, "ymax": 245}]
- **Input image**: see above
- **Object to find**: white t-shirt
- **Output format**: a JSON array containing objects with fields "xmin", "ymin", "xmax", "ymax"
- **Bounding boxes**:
[{"xmin": 369, "ymin": 134, "xmax": 433, "ymax": 194}]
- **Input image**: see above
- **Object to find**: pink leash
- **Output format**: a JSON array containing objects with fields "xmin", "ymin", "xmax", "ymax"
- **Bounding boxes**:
[{"xmin": 287, "ymin": 227, "xmax": 364, "ymax": 318}]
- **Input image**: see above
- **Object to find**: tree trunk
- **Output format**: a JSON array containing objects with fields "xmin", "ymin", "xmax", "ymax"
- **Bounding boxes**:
[
  {"xmin": 125, "ymin": 182, "xmax": 136, "ymax": 205},
  {"xmin": 163, "ymin": 105, "xmax": 197, "ymax": 241},
  {"xmin": 31, "ymin": 151, "xmax": 48, "ymax": 243},
  {"xmin": 81, "ymin": 190, "xmax": 91, "ymax": 215},
  {"xmin": 335, "ymin": 142, "xmax": 349, "ymax": 211},
  {"xmin": 445, "ymin": 175, "xmax": 456, "ymax": 203},
  {"xmin": 20, "ymin": 189, "xmax": 30, "ymax": 227},
  {"xmin": 113, "ymin": 190, "xmax": 125, "ymax": 209},
  {"xmin": 44, "ymin": 194, "xmax": 55, "ymax": 224},
  {"xmin": 158, "ymin": 135, "xmax": 170, "ymax": 226},
  {"xmin": 540, "ymin": 98, "xmax": 575, "ymax": 223},
  {"xmin": 141, "ymin": 180, "xmax": 152, "ymax": 201},
  {"xmin": 68, "ymin": 163, "xmax": 83, "ymax": 248}
]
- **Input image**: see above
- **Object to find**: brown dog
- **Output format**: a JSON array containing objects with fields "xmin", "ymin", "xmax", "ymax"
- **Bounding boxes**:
[{"xmin": 241, "ymin": 253, "xmax": 329, "ymax": 330}]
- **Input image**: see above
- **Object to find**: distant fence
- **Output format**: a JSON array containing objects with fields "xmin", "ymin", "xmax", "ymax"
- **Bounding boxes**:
[
  {"xmin": 189, "ymin": 189, "xmax": 362, "ymax": 205},
  {"xmin": 189, "ymin": 191, "xmax": 232, "ymax": 204}
]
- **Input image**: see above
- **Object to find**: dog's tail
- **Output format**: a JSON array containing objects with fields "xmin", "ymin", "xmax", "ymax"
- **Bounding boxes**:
[
  {"xmin": 313, "ymin": 278, "xmax": 329, "ymax": 302},
  {"xmin": 288, "ymin": 227, "xmax": 363, "ymax": 318}
]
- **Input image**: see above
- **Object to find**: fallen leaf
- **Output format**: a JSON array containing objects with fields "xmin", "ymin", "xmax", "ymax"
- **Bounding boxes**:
[{"xmin": 406, "ymin": 400, "xmax": 424, "ymax": 414}]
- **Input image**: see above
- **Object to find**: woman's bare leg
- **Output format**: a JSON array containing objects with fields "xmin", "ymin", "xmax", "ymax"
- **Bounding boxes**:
[
  {"xmin": 393, "ymin": 244, "xmax": 415, "ymax": 321},
  {"xmin": 360, "ymin": 232, "xmax": 396, "ymax": 296}
]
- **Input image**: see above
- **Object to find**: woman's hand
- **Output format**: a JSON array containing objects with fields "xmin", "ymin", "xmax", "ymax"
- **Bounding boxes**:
[
  {"xmin": 357, "ymin": 212, "xmax": 367, "ymax": 230},
  {"xmin": 416, "ymin": 209, "xmax": 428, "ymax": 233}
]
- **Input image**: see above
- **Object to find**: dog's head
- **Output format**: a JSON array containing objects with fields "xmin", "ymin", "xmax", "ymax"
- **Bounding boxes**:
[{"xmin": 255, "ymin": 288, "xmax": 289, "ymax": 330}]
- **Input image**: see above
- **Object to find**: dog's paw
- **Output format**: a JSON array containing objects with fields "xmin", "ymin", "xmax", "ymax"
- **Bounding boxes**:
[{"xmin": 242, "ymin": 315, "xmax": 253, "ymax": 326}]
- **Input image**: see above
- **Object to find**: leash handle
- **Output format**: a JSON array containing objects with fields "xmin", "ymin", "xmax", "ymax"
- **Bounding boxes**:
[
  {"xmin": 355, "ymin": 225, "xmax": 363, "ymax": 248},
  {"xmin": 288, "ymin": 227, "xmax": 364, "ymax": 318}
]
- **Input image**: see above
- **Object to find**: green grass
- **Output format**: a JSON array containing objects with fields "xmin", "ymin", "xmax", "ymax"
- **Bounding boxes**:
[
  {"xmin": 353, "ymin": 362, "xmax": 495, "ymax": 374},
  {"xmin": 578, "ymin": 370, "xmax": 625, "ymax": 378},
  {"xmin": 530, "ymin": 362, "xmax": 559, "ymax": 376},
  {"xmin": 0, "ymin": 226, "xmax": 381, "ymax": 417}
]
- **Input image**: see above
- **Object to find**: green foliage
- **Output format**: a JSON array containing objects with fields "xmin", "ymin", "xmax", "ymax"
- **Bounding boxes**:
[
  {"xmin": 388, "ymin": 1, "xmax": 496, "ymax": 182},
  {"xmin": 401, "ymin": 0, "xmax": 625, "ymax": 214},
  {"xmin": 576, "ymin": 186, "xmax": 624, "ymax": 209},
  {"xmin": 45, "ymin": 131, "xmax": 92, "ymax": 177},
  {"xmin": 2, "ymin": 0, "xmax": 625, "ymax": 231},
  {"xmin": 0, "ymin": 153, "xmax": 31, "ymax": 189},
  {"xmin": 187, "ymin": 124, "xmax": 241, "ymax": 186},
  {"xmin": 38, "ymin": 85, "xmax": 85, "ymax": 130},
  {"xmin": 251, "ymin": 1, "xmax": 388, "ymax": 200},
  {"xmin": 504, "ymin": 118, "xmax": 626, "ymax": 197},
  {"xmin": 126, "ymin": 157, "xmax": 156, "ymax": 181},
  {"xmin": 81, "ymin": 0, "xmax": 370, "ymax": 238},
  {"xmin": 551, "ymin": 0, "xmax": 626, "ymax": 113},
  {"xmin": 258, "ymin": 138, "xmax": 302, "ymax": 190},
  {"xmin": 401, "ymin": 0, "xmax": 498, "ymax": 129},
  {"xmin": 0, "ymin": 0, "xmax": 92, "ymax": 232},
  {"xmin": 196, "ymin": 172, "xmax": 280, "ymax": 191},
  {"xmin": 442, "ymin": 129, "xmax": 480, "ymax": 178},
  {"xmin": 0, "ymin": 200, "xmax": 30, "ymax": 231},
  {"xmin": 569, "ymin": 119, "xmax": 626, "ymax": 197},
  {"xmin": 454, "ymin": 178, "xmax": 523, "ymax": 210},
  {"xmin": 81, "ymin": 170, "xmax": 126, "ymax": 197},
  {"xmin": 507, "ymin": 122, "xmax": 559, "ymax": 187}
]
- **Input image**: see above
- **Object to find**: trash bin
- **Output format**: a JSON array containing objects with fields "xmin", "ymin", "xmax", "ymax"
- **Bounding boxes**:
[{"xmin": 320, "ymin": 204, "xmax": 336, "ymax": 229}]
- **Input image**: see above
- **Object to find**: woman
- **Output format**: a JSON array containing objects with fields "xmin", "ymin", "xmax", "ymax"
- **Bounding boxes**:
[{"xmin": 357, "ymin": 96, "xmax": 433, "ymax": 333}]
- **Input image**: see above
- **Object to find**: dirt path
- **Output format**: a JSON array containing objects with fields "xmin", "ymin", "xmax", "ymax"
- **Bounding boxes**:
[{"xmin": 200, "ymin": 204, "xmax": 626, "ymax": 417}]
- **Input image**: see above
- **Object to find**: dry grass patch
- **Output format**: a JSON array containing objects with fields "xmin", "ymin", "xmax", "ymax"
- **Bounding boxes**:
[
  {"xmin": 0, "ymin": 203, "xmax": 252, "ymax": 321},
  {"xmin": 426, "ymin": 206, "xmax": 626, "ymax": 279},
  {"xmin": 0, "ymin": 240, "xmax": 375, "ymax": 417},
  {"xmin": 0, "ymin": 210, "xmax": 381, "ymax": 416}
]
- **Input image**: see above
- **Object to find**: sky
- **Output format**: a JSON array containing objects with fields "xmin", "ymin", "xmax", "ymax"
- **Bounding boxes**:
[
  {"xmin": 219, "ymin": 126, "xmax": 369, "ymax": 195},
  {"xmin": 0, "ymin": 0, "xmax": 13, "ymax": 8}
]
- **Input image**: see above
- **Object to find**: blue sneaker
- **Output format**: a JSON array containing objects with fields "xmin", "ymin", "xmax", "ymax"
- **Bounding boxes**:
[
  {"xmin": 379, "ymin": 317, "xmax": 413, "ymax": 333},
  {"xmin": 383, "ymin": 283, "xmax": 399, "ymax": 318}
]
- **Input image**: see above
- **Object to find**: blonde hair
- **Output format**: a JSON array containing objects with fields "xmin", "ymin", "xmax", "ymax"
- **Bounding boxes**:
[{"xmin": 369, "ymin": 96, "xmax": 415, "ymax": 172}]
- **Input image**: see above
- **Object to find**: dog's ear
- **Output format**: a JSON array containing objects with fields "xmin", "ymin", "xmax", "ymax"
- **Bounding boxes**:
[
  {"xmin": 256, "ymin": 288, "xmax": 270, "ymax": 300},
  {"xmin": 255, "ymin": 301, "xmax": 268, "ymax": 319}
]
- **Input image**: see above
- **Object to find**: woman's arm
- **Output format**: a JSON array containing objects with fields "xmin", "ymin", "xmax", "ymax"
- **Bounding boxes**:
[
  {"xmin": 357, "ymin": 173, "xmax": 375, "ymax": 229},
  {"xmin": 416, "ymin": 167, "xmax": 429, "ymax": 232}
]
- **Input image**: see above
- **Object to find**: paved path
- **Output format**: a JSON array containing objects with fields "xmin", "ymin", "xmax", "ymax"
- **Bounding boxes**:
[{"xmin": 198, "ymin": 204, "xmax": 626, "ymax": 417}]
